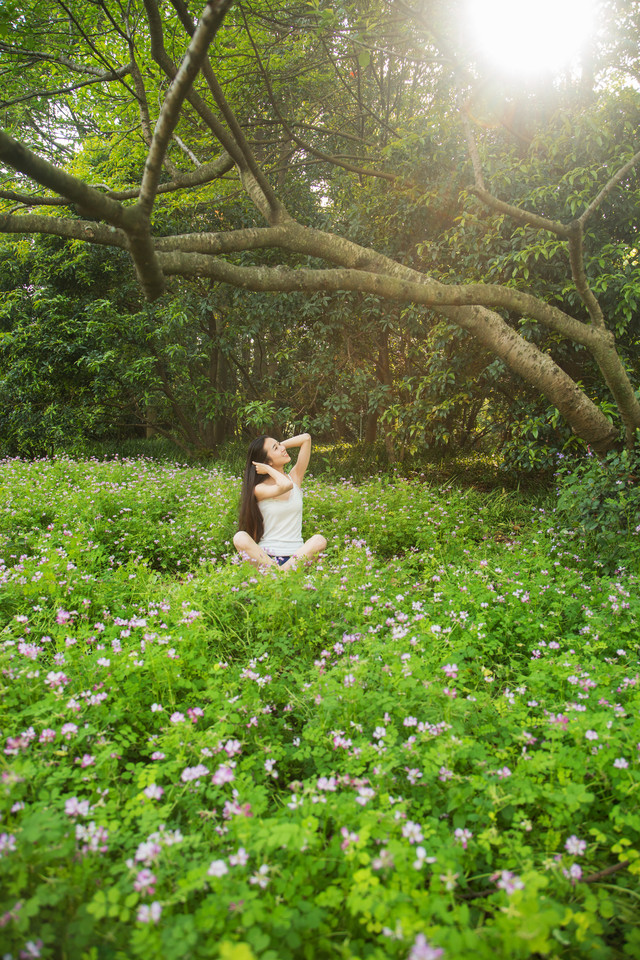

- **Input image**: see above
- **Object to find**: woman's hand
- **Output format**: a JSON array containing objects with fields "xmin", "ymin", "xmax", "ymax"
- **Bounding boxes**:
[{"xmin": 253, "ymin": 461, "xmax": 271, "ymax": 475}]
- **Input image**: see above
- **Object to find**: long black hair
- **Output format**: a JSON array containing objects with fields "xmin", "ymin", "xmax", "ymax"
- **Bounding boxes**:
[{"xmin": 238, "ymin": 435, "xmax": 270, "ymax": 542}]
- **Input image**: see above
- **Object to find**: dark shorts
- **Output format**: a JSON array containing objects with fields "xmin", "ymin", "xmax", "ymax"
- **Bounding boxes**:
[{"xmin": 273, "ymin": 556, "xmax": 291, "ymax": 566}]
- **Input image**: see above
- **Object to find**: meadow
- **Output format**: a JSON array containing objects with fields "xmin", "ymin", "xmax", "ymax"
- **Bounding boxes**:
[{"xmin": 1, "ymin": 455, "xmax": 639, "ymax": 960}]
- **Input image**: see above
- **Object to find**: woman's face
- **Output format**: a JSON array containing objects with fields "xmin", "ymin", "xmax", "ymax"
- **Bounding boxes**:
[{"xmin": 263, "ymin": 437, "xmax": 290, "ymax": 468}]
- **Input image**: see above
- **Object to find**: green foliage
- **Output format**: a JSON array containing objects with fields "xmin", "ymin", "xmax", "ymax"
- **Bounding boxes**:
[
  {"xmin": 555, "ymin": 444, "xmax": 640, "ymax": 561},
  {"xmin": 0, "ymin": 457, "xmax": 639, "ymax": 959}
]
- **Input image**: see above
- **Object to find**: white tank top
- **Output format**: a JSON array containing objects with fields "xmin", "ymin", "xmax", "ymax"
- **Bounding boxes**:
[{"xmin": 258, "ymin": 482, "xmax": 304, "ymax": 555}]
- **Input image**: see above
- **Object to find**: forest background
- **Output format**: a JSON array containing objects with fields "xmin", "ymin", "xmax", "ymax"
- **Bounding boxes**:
[{"xmin": 0, "ymin": 0, "xmax": 639, "ymax": 479}]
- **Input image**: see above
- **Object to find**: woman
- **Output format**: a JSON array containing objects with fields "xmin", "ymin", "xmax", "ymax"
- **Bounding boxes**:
[{"xmin": 233, "ymin": 433, "xmax": 327, "ymax": 571}]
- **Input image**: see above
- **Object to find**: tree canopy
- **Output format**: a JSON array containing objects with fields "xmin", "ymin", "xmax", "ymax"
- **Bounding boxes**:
[{"xmin": 1, "ymin": 0, "xmax": 640, "ymax": 457}]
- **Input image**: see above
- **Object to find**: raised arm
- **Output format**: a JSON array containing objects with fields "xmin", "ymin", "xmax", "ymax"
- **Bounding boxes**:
[
  {"xmin": 253, "ymin": 462, "xmax": 294, "ymax": 501},
  {"xmin": 284, "ymin": 433, "xmax": 312, "ymax": 484}
]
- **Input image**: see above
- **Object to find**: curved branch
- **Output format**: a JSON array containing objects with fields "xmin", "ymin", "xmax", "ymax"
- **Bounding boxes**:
[
  {"xmin": 0, "ymin": 191, "xmax": 71, "ymax": 207},
  {"xmin": 579, "ymin": 149, "xmax": 640, "ymax": 226},
  {"xmin": 0, "ymin": 131, "xmax": 132, "ymax": 228},
  {"xmin": 0, "ymin": 64, "xmax": 134, "ymax": 109},
  {"xmin": 155, "ymin": 226, "xmax": 598, "ymax": 346},
  {"xmin": 469, "ymin": 186, "xmax": 572, "ymax": 239},
  {"xmin": 0, "ymin": 43, "xmax": 121, "ymax": 77},
  {"xmin": 142, "ymin": 0, "xmax": 276, "ymax": 222},
  {"xmin": 0, "ymin": 132, "xmax": 167, "ymax": 295}
]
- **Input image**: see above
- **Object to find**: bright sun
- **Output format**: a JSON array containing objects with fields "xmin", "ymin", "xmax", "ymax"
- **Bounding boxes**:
[{"xmin": 466, "ymin": 0, "xmax": 598, "ymax": 78}]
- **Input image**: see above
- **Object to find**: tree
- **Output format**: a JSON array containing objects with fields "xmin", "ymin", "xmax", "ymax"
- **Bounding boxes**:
[{"xmin": 1, "ymin": 0, "xmax": 639, "ymax": 455}]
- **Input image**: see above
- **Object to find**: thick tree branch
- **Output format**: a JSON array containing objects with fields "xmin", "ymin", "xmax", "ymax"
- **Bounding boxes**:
[
  {"xmin": 137, "ymin": 0, "xmax": 233, "ymax": 218},
  {"xmin": 0, "ymin": 130, "xmax": 132, "ymax": 227},
  {"xmin": 152, "ymin": 247, "xmax": 593, "ymax": 344},
  {"xmin": 0, "ymin": 151, "xmax": 234, "ymax": 208},
  {"xmin": 155, "ymin": 225, "xmax": 599, "ymax": 347},
  {"xmin": 142, "ymin": 0, "xmax": 278, "ymax": 222},
  {"xmin": 0, "ymin": 191, "xmax": 70, "ymax": 207},
  {"xmin": 0, "ymin": 212, "xmax": 128, "ymax": 247},
  {"xmin": 0, "ymin": 129, "xmax": 166, "ymax": 298}
]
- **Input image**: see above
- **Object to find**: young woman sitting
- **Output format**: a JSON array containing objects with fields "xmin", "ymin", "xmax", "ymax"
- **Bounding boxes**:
[{"xmin": 233, "ymin": 433, "xmax": 326, "ymax": 571}]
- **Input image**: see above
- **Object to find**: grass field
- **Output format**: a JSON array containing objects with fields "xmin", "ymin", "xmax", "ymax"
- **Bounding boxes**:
[{"xmin": 1, "ymin": 456, "xmax": 639, "ymax": 960}]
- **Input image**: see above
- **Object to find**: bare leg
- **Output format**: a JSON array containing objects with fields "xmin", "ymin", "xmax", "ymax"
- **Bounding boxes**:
[
  {"xmin": 280, "ymin": 534, "xmax": 327, "ymax": 571},
  {"xmin": 233, "ymin": 531, "xmax": 279, "ymax": 570}
]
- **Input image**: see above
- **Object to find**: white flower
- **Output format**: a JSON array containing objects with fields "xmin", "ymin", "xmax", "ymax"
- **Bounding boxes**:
[{"xmin": 249, "ymin": 864, "xmax": 270, "ymax": 888}]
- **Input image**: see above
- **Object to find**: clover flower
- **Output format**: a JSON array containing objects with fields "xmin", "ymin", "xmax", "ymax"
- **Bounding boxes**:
[
  {"xmin": 133, "ymin": 869, "xmax": 157, "ymax": 895},
  {"xmin": 564, "ymin": 835, "xmax": 587, "ymax": 856},
  {"xmin": 494, "ymin": 870, "xmax": 525, "ymax": 894},
  {"xmin": 454, "ymin": 828, "xmax": 473, "ymax": 849},
  {"xmin": 0, "ymin": 833, "xmax": 17, "ymax": 856},
  {"xmin": 413, "ymin": 846, "xmax": 436, "ymax": 870},
  {"xmin": 563, "ymin": 863, "xmax": 583, "ymax": 881},
  {"xmin": 143, "ymin": 784, "xmax": 164, "ymax": 800},
  {"xmin": 402, "ymin": 821, "xmax": 424, "ymax": 844},
  {"xmin": 181, "ymin": 764, "xmax": 209, "ymax": 783},
  {"xmin": 65, "ymin": 797, "xmax": 91, "ymax": 817},
  {"xmin": 75, "ymin": 822, "xmax": 108, "ymax": 855},
  {"xmin": 249, "ymin": 864, "xmax": 270, "ymax": 888},
  {"xmin": 137, "ymin": 902, "xmax": 162, "ymax": 923},
  {"xmin": 211, "ymin": 764, "xmax": 235, "ymax": 785},
  {"xmin": 408, "ymin": 934, "xmax": 444, "ymax": 960},
  {"xmin": 340, "ymin": 828, "xmax": 359, "ymax": 850},
  {"xmin": 317, "ymin": 776, "xmax": 337, "ymax": 791},
  {"xmin": 229, "ymin": 847, "xmax": 249, "ymax": 866}
]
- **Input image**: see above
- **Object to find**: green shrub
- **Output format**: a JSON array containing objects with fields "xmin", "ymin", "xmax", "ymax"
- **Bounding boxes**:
[{"xmin": 555, "ymin": 445, "xmax": 640, "ymax": 563}]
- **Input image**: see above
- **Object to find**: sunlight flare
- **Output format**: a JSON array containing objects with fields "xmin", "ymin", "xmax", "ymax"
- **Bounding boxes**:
[{"xmin": 466, "ymin": 0, "xmax": 598, "ymax": 77}]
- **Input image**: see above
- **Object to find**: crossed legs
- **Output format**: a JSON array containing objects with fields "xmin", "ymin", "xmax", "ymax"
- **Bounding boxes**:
[{"xmin": 233, "ymin": 531, "xmax": 327, "ymax": 571}]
